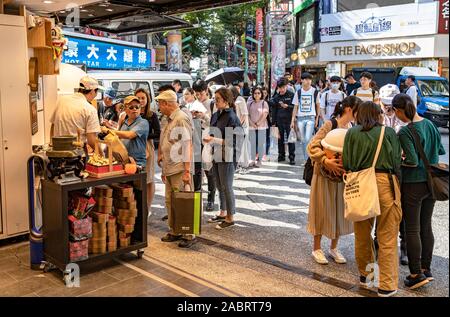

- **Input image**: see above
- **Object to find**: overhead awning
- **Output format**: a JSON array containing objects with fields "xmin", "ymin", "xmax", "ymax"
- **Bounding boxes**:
[{"xmin": 15, "ymin": 0, "xmax": 259, "ymax": 35}]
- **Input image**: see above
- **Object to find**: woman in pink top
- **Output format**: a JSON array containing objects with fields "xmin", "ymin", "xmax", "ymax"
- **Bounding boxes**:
[{"xmin": 248, "ymin": 87, "xmax": 269, "ymax": 167}]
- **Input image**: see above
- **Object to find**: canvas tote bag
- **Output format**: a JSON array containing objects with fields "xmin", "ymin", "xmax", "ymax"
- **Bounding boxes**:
[{"xmin": 343, "ymin": 126, "xmax": 385, "ymax": 222}]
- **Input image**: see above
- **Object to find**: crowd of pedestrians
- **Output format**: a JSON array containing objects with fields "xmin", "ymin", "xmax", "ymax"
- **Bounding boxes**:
[{"xmin": 50, "ymin": 69, "xmax": 446, "ymax": 296}]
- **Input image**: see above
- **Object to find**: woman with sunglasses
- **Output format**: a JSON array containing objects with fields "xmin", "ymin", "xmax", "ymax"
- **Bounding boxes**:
[{"xmin": 247, "ymin": 87, "xmax": 269, "ymax": 166}]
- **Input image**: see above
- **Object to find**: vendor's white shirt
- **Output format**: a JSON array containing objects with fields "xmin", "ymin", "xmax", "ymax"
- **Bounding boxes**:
[
  {"xmin": 292, "ymin": 87, "xmax": 317, "ymax": 117},
  {"xmin": 50, "ymin": 93, "xmax": 101, "ymax": 143},
  {"xmin": 320, "ymin": 90, "xmax": 347, "ymax": 120}
]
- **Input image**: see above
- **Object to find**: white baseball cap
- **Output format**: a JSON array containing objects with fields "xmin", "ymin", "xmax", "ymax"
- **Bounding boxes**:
[
  {"xmin": 79, "ymin": 76, "xmax": 105, "ymax": 91},
  {"xmin": 379, "ymin": 84, "xmax": 400, "ymax": 106}
]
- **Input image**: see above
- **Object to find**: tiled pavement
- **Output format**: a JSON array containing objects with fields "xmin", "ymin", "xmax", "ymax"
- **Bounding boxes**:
[{"xmin": 0, "ymin": 139, "xmax": 448, "ymax": 297}]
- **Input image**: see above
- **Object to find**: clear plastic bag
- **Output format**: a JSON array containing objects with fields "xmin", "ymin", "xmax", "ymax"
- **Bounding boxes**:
[
  {"xmin": 288, "ymin": 129, "xmax": 297, "ymax": 143},
  {"xmin": 202, "ymin": 143, "xmax": 213, "ymax": 171}
]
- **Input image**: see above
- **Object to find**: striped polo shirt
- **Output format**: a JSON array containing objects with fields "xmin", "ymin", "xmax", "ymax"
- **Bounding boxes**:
[{"xmin": 351, "ymin": 88, "xmax": 380, "ymax": 104}]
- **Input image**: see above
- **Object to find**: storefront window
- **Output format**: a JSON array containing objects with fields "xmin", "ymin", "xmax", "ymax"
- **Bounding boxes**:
[{"xmin": 298, "ymin": 6, "xmax": 316, "ymax": 48}]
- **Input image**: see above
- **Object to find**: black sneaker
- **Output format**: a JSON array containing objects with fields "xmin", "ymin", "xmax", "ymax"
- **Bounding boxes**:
[
  {"xmin": 161, "ymin": 233, "xmax": 182, "ymax": 242},
  {"xmin": 161, "ymin": 215, "xmax": 168, "ymax": 221},
  {"xmin": 208, "ymin": 215, "xmax": 226, "ymax": 223},
  {"xmin": 378, "ymin": 289, "xmax": 398, "ymax": 297},
  {"xmin": 423, "ymin": 270, "xmax": 434, "ymax": 281},
  {"xmin": 215, "ymin": 221, "xmax": 235, "ymax": 230},
  {"xmin": 404, "ymin": 274, "xmax": 430, "ymax": 290},
  {"xmin": 278, "ymin": 157, "xmax": 286, "ymax": 162},
  {"xmin": 178, "ymin": 238, "xmax": 197, "ymax": 248},
  {"xmin": 289, "ymin": 160, "xmax": 295, "ymax": 165},
  {"xmin": 206, "ymin": 201, "xmax": 215, "ymax": 211}
]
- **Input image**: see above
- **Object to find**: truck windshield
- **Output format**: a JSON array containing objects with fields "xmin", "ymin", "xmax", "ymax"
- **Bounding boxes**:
[{"xmin": 417, "ymin": 79, "xmax": 449, "ymax": 97}]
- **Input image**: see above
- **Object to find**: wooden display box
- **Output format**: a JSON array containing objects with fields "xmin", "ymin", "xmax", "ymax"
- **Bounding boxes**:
[
  {"xmin": 27, "ymin": 18, "xmax": 52, "ymax": 49},
  {"xmin": 86, "ymin": 139, "xmax": 125, "ymax": 178},
  {"xmin": 34, "ymin": 47, "xmax": 60, "ymax": 75}
]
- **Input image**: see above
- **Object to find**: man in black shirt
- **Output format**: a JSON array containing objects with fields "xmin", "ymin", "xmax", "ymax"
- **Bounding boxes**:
[
  {"xmin": 269, "ymin": 78, "xmax": 296, "ymax": 164},
  {"xmin": 344, "ymin": 74, "xmax": 361, "ymax": 96}
]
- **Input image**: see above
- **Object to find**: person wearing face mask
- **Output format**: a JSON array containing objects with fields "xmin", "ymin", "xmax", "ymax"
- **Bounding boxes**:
[{"xmin": 320, "ymin": 76, "xmax": 346, "ymax": 122}]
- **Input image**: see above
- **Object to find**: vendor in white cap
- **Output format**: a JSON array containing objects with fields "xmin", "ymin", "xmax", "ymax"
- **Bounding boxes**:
[
  {"xmin": 380, "ymin": 84, "xmax": 404, "ymax": 133},
  {"xmin": 50, "ymin": 75, "xmax": 104, "ymax": 149}
]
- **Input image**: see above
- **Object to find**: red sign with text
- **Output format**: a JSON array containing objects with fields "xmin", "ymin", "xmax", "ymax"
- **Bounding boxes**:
[
  {"xmin": 439, "ymin": 0, "xmax": 449, "ymax": 34},
  {"xmin": 256, "ymin": 8, "xmax": 265, "ymax": 52}
]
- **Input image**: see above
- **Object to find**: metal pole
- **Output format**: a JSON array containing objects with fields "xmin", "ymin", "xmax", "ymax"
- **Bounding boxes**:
[
  {"xmin": 246, "ymin": 36, "xmax": 261, "ymax": 84},
  {"xmin": 235, "ymin": 44, "xmax": 248, "ymax": 83}
]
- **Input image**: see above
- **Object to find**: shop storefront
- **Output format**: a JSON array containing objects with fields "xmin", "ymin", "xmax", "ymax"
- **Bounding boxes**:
[
  {"xmin": 318, "ymin": 1, "xmax": 449, "ymax": 77},
  {"xmin": 318, "ymin": 35, "xmax": 449, "ymax": 78}
]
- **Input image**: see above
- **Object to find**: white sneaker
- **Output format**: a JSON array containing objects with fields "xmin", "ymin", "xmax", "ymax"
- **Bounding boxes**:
[
  {"xmin": 329, "ymin": 249, "xmax": 347, "ymax": 264},
  {"xmin": 312, "ymin": 249, "xmax": 329, "ymax": 265}
]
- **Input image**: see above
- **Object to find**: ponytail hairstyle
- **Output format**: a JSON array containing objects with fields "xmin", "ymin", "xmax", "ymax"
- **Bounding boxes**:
[
  {"xmin": 331, "ymin": 95, "xmax": 362, "ymax": 119},
  {"xmin": 392, "ymin": 93, "xmax": 416, "ymax": 121}
]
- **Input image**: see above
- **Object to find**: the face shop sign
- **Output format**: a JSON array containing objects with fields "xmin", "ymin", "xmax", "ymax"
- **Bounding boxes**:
[{"xmin": 332, "ymin": 42, "xmax": 417, "ymax": 57}]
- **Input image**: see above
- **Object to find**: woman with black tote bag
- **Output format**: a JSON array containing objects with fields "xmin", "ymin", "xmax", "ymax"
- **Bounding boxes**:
[{"xmin": 393, "ymin": 94, "xmax": 447, "ymax": 290}]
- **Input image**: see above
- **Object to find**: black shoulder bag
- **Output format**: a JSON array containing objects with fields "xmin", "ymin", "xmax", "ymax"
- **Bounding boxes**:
[
  {"xmin": 303, "ymin": 118, "xmax": 338, "ymax": 186},
  {"xmin": 408, "ymin": 122, "xmax": 449, "ymax": 201}
]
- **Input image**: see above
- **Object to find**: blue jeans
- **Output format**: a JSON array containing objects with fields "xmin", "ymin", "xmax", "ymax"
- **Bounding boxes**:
[
  {"xmin": 213, "ymin": 162, "xmax": 236, "ymax": 216},
  {"xmin": 297, "ymin": 116, "xmax": 315, "ymax": 161},
  {"xmin": 249, "ymin": 129, "xmax": 266, "ymax": 160}
]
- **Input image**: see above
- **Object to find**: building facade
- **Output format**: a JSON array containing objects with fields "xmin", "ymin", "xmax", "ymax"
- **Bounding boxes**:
[{"xmin": 288, "ymin": 0, "xmax": 449, "ymax": 80}]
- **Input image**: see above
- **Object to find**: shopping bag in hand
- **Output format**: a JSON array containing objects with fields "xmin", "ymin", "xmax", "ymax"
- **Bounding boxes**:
[
  {"xmin": 288, "ymin": 129, "xmax": 297, "ymax": 143},
  {"xmin": 170, "ymin": 184, "xmax": 202, "ymax": 235},
  {"xmin": 271, "ymin": 126, "xmax": 280, "ymax": 139},
  {"xmin": 201, "ymin": 143, "xmax": 213, "ymax": 171}
]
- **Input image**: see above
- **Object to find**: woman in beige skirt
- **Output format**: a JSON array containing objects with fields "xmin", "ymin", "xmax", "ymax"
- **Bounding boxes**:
[
  {"xmin": 306, "ymin": 96, "xmax": 361, "ymax": 265},
  {"xmin": 135, "ymin": 88, "xmax": 161, "ymax": 215}
]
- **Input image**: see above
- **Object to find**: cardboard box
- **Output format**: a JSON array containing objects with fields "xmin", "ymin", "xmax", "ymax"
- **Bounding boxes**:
[
  {"xmin": 119, "ymin": 237, "xmax": 131, "ymax": 248},
  {"xmin": 118, "ymin": 224, "xmax": 135, "ymax": 234},
  {"xmin": 93, "ymin": 185, "xmax": 113, "ymax": 198},
  {"xmin": 113, "ymin": 193, "xmax": 135, "ymax": 202},
  {"xmin": 111, "ymin": 184, "xmax": 134, "ymax": 197},
  {"xmin": 116, "ymin": 208, "xmax": 138, "ymax": 218},
  {"xmin": 108, "ymin": 242, "xmax": 117, "ymax": 252},
  {"xmin": 108, "ymin": 215, "xmax": 117, "ymax": 225},
  {"xmin": 95, "ymin": 196, "xmax": 113, "ymax": 207},
  {"xmin": 114, "ymin": 200, "xmax": 137, "ymax": 210},
  {"xmin": 89, "ymin": 245, "xmax": 107, "ymax": 254},
  {"xmin": 91, "ymin": 212, "xmax": 109, "ymax": 223},
  {"xmin": 118, "ymin": 216, "xmax": 136, "ymax": 225},
  {"xmin": 92, "ymin": 205, "xmax": 113, "ymax": 214}
]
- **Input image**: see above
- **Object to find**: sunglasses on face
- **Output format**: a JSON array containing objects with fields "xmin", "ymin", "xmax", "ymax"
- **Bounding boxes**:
[{"xmin": 126, "ymin": 105, "xmax": 141, "ymax": 110}]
